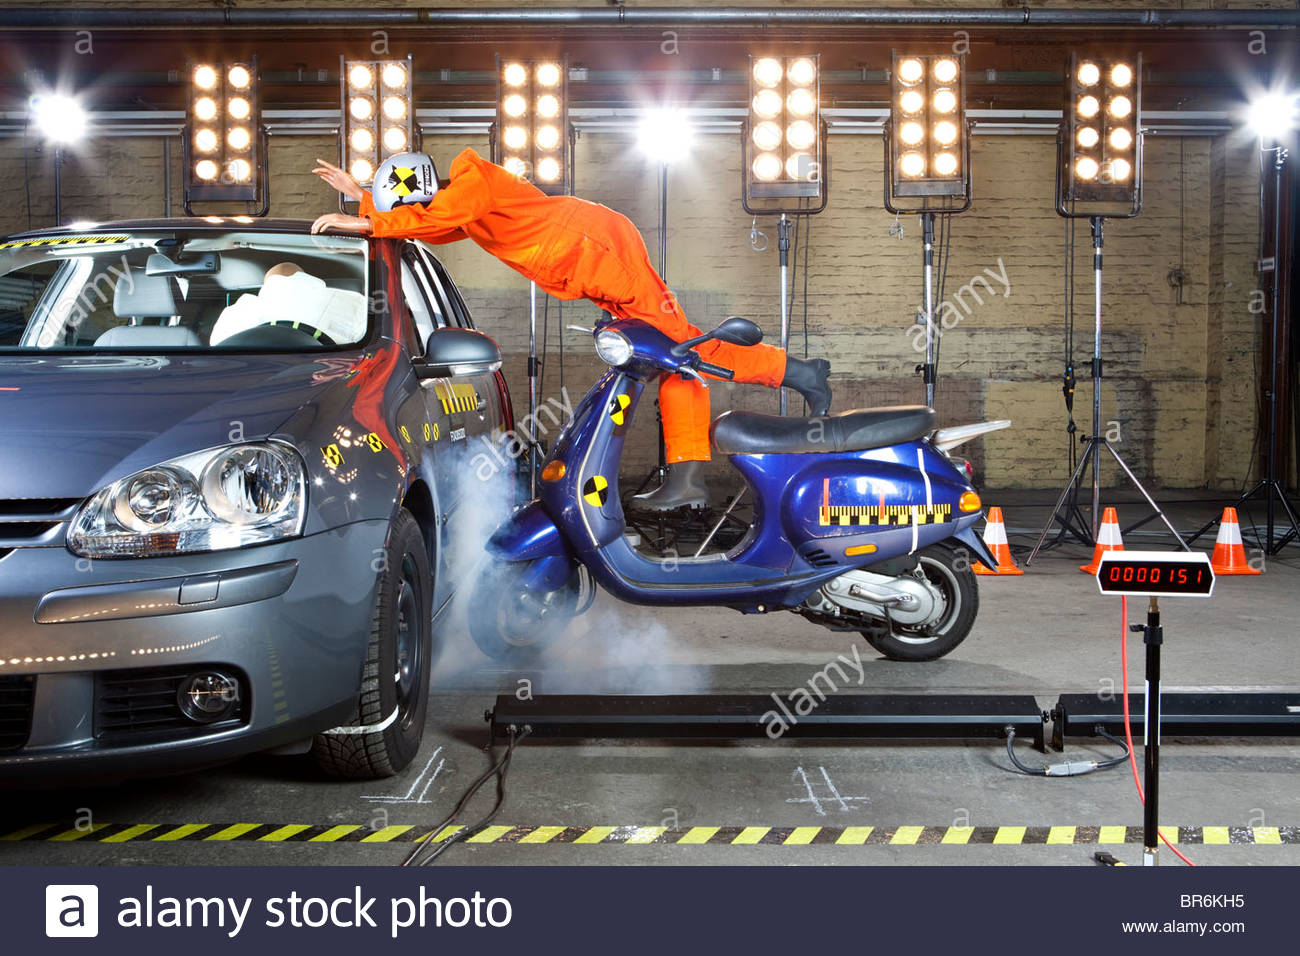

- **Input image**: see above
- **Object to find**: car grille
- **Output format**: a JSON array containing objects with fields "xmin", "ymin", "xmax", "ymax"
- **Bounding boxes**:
[
  {"xmin": 95, "ymin": 666, "xmax": 248, "ymax": 742},
  {"xmin": 0, "ymin": 497, "xmax": 82, "ymax": 548},
  {"xmin": 0, "ymin": 675, "xmax": 36, "ymax": 751}
]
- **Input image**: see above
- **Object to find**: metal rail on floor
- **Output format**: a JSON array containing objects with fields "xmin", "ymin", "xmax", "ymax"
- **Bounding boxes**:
[
  {"xmin": 488, "ymin": 693, "xmax": 1048, "ymax": 751},
  {"xmin": 1052, "ymin": 692, "xmax": 1300, "ymax": 751}
]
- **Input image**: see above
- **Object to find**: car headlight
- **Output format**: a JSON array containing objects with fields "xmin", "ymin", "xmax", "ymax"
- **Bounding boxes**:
[
  {"xmin": 68, "ymin": 442, "xmax": 306, "ymax": 558},
  {"xmin": 594, "ymin": 329, "xmax": 633, "ymax": 367}
]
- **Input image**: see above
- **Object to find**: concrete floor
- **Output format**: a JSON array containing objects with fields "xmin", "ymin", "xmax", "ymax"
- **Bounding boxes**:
[{"xmin": 2, "ymin": 489, "xmax": 1298, "ymax": 867}]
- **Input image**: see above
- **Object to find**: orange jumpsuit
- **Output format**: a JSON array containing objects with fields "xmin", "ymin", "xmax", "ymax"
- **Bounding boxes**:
[{"xmin": 358, "ymin": 147, "xmax": 787, "ymax": 462}]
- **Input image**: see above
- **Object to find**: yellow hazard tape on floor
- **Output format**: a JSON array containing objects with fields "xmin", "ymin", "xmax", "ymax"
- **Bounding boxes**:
[{"xmin": 7, "ymin": 823, "xmax": 1298, "ymax": 846}]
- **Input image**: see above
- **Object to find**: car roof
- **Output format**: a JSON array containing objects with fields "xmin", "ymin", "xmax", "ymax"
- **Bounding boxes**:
[{"xmin": 4, "ymin": 218, "xmax": 371, "ymax": 240}]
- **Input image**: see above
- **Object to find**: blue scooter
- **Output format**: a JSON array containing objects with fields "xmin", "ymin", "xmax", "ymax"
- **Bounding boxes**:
[{"xmin": 471, "ymin": 316, "xmax": 1007, "ymax": 663}]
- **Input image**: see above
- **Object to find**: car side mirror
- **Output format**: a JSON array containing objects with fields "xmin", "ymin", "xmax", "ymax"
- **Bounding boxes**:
[
  {"xmin": 413, "ymin": 327, "xmax": 503, "ymax": 379},
  {"xmin": 710, "ymin": 316, "xmax": 763, "ymax": 347}
]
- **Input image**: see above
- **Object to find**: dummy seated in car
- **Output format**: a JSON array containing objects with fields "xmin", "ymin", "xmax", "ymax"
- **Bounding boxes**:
[{"xmin": 210, "ymin": 262, "xmax": 366, "ymax": 346}]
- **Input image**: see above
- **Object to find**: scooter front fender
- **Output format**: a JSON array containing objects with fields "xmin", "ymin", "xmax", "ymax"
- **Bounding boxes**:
[
  {"xmin": 486, "ymin": 500, "xmax": 578, "ymax": 592},
  {"xmin": 488, "ymin": 500, "xmax": 570, "ymax": 562}
]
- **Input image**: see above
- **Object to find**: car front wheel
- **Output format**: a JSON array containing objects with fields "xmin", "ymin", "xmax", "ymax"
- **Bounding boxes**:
[{"xmin": 313, "ymin": 509, "xmax": 433, "ymax": 778}]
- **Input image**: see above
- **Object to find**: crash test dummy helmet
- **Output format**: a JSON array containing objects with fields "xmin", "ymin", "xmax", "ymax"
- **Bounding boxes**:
[{"xmin": 370, "ymin": 152, "xmax": 440, "ymax": 212}]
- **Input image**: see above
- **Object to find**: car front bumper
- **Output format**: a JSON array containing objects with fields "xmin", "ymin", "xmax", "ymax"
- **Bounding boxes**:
[{"xmin": 0, "ymin": 519, "xmax": 389, "ymax": 779}]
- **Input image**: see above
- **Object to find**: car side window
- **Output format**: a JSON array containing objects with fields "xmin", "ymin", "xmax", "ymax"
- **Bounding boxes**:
[
  {"xmin": 399, "ymin": 246, "xmax": 443, "ymax": 352},
  {"xmin": 418, "ymin": 249, "xmax": 476, "ymax": 331}
]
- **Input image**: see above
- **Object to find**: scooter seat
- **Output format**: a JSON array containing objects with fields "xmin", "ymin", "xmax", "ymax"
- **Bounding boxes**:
[{"xmin": 710, "ymin": 405, "xmax": 936, "ymax": 455}]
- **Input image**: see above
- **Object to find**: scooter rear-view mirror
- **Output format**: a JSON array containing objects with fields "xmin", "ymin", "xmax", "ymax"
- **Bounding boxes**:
[{"xmin": 710, "ymin": 316, "xmax": 763, "ymax": 347}]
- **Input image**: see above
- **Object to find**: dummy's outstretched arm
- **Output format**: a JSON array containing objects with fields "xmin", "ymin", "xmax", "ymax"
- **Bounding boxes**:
[
  {"xmin": 355, "ymin": 162, "xmax": 487, "ymax": 243},
  {"xmin": 310, "ymin": 155, "xmax": 482, "ymax": 241}
]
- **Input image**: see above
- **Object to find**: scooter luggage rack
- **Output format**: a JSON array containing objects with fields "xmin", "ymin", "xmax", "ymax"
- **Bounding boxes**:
[{"xmin": 489, "ymin": 693, "xmax": 1048, "ymax": 751}]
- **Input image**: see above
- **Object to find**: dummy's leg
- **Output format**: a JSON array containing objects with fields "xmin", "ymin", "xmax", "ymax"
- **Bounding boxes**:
[
  {"xmin": 629, "ymin": 373, "xmax": 710, "ymax": 512},
  {"xmin": 695, "ymin": 337, "xmax": 832, "ymax": 416}
]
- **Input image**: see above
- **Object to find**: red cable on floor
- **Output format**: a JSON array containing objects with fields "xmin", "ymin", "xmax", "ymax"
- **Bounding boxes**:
[{"xmin": 1120, "ymin": 595, "xmax": 1195, "ymax": 867}]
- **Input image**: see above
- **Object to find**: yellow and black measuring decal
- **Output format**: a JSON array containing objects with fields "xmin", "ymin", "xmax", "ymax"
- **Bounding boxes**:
[
  {"xmin": 608, "ymin": 393, "xmax": 631, "ymax": 427},
  {"xmin": 820, "ymin": 504, "xmax": 952, "ymax": 527},
  {"xmin": 366, "ymin": 432, "xmax": 386, "ymax": 453},
  {"xmin": 432, "ymin": 381, "xmax": 480, "ymax": 415},
  {"xmin": 582, "ymin": 475, "xmax": 609, "ymax": 507},
  {"xmin": 4, "ymin": 822, "xmax": 1294, "ymax": 846},
  {"xmin": 399, "ymin": 425, "xmax": 411, "ymax": 443},
  {"xmin": 0, "ymin": 234, "xmax": 131, "ymax": 251},
  {"xmin": 321, "ymin": 444, "xmax": 344, "ymax": 468},
  {"xmin": 819, "ymin": 479, "xmax": 950, "ymax": 526}
]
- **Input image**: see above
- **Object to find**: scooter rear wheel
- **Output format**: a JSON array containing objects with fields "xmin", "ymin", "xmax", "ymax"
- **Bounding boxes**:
[
  {"xmin": 468, "ymin": 561, "xmax": 581, "ymax": 662},
  {"xmin": 862, "ymin": 542, "xmax": 978, "ymax": 662}
]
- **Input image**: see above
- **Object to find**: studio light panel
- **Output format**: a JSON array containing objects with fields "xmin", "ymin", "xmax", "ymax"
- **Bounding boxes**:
[
  {"xmin": 341, "ymin": 56, "xmax": 415, "ymax": 188},
  {"xmin": 1061, "ymin": 53, "xmax": 1141, "ymax": 205},
  {"xmin": 889, "ymin": 52, "xmax": 967, "ymax": 198},
  {"xmin": 746, "ymin": 55, "xmax": 821, "ymax": 199},
  {"xmin": 494, "ymin": 57, "xmax": 570, "ymax": 195},
  {"xmin": 187, "ymin": 58, "xmax": 261, "ymax": 201}
]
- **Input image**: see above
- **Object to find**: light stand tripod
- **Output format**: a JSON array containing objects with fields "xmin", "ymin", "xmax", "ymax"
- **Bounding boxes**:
[
  {"xmin": 1188, "ymin": 144, "xmax": 1300, "ymax": 554},
  {"xmin": 777, "ymin": 214, "xmax": 791, "ymax": 414},
  {"xmin": 741, "ymin": 111, "xmax": 828, "ymax": 417},
  {"xmin": 921, "ymin": 212, "xmax": 936, "ymax": 406},
  {"xmin": 881, "ymin": 119, "xmax": 972, "ymax": 410},
  {"xmin": 1028, "ymin": 216, "xmax": 1189, "ymax": 561}
]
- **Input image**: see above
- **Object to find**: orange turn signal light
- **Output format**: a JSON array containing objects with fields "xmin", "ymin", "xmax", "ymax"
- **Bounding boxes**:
[
  {"xmin": 541, "ymin": 461, "xmax": 566, "ymax": 482},
  {"xmin": 959, "ymin": 491, "xmax": 982, "ymax": 513}
]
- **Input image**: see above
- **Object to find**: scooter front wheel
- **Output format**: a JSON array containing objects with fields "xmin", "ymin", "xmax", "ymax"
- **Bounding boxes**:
[
  {"xmin": 862, "ymin": 543, "xmax": 978, "ymax": 662},
  {"xmin": 468, "ymin": 561, "xmax": 581, "ymax": 662}
]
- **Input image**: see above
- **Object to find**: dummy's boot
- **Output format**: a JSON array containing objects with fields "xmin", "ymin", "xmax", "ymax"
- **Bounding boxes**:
[
  {"xmin": 783, "ymin": 357, "xmax": 832, "ymax": 416},
  {"xmin": 630, "ymin": 461, "xmax": 708, "ymax": 512}
]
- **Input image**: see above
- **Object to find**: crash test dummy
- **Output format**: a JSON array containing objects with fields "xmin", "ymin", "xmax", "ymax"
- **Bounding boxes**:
[{"xmin": 310, "ymin": 149, "xmax": 832, "ymax": 511}]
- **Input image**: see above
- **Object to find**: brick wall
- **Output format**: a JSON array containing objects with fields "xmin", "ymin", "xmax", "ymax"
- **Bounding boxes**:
[{"xmin": 0, "ymin": 124, "xmax": 1264, "ymax": 489}]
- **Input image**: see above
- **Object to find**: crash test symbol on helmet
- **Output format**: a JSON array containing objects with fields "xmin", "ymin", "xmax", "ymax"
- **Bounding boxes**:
[{"xmin": 371, "ymin": 152, "xmax": 439, "ymax": 212}]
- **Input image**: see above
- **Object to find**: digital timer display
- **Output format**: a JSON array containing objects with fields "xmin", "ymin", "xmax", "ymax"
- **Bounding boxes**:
[{"xmin": 1095, "ymin": 551, "xmax": 1215, "ymax": 597}]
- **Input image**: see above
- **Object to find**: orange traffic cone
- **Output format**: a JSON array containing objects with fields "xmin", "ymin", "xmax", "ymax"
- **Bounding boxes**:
[
  {"xmin": 1080, "ymin": 506, "xmax": 1124, "ymax": 574},
  {"xmin": 973, "ymin": 507, "xmax": 1024, "ymax": 575},
  {"xmin": 1210, "ymin": 507, "xmax": 1261, "ymax": 575}
]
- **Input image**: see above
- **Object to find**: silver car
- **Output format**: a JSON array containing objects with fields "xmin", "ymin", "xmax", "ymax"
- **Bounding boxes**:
[{"xmin": 0, "ymin": 218, "xmax": 515, "ymax": 779}]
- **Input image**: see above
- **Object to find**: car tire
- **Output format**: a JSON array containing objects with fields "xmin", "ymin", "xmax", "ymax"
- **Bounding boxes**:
[{"xmin": 313, "ymin": 509, "xmax": 433, "ymax": 778}]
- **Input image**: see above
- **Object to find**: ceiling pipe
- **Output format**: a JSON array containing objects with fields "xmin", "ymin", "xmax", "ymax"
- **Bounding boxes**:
[{"xmin": 0, "ymin": 6, "xmax": 1296, "ymax": 29}]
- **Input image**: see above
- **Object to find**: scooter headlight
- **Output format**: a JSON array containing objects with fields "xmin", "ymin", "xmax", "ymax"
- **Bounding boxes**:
[
  {"xmin": 594, "ymin": 329, "xmax": 633, "ymax": 367},
  {"xmin": 68, "ymin": 442, "xmax": 306, "ymax": 558}
]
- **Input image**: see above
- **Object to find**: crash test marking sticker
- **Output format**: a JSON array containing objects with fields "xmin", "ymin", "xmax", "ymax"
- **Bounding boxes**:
[
  {"xmin": 583, "ymin": 475, "xmax": 609, "ymax": 507},
  {"xmin": 0, "ymin": 234, "xmax": 130, "ymax": 250},
  {"xmin": 608, "ymin": 393, "xmax": 631, "ymax": 426},
  {"xmin": 321, "ymin": 444, "xmax": 344, "ymax": 467},
  {"xmin": 366, "ymin": 432, "xmax": 386, "ymax": 453},
  {"xmin": 818, "ymin": 479, "xmax": 950, "ymax": 526}
]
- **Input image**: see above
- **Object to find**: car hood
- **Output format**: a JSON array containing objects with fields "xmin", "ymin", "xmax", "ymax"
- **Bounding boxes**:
[{"xmin": 0, "ymin": 352, "xmax": 366, "ymax": 499}]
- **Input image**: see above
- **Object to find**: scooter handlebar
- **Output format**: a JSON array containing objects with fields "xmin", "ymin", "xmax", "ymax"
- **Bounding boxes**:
[{"xmin": 696, "ymin": 360, "xmax": 735, "ymax": 381}]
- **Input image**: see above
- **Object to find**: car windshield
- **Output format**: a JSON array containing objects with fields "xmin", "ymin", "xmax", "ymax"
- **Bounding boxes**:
[{"xmin": 0, "ymin": 229, "xmax": 370, "ymax": 352}]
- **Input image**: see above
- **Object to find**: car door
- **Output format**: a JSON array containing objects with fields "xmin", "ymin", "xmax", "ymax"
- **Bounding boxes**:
[{"xmin": 400, "ymin": 243, "xmax": 507, "ymax": 569}]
